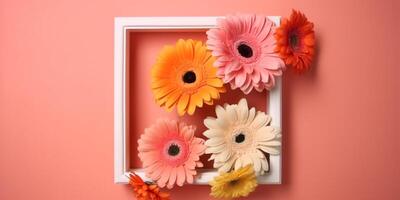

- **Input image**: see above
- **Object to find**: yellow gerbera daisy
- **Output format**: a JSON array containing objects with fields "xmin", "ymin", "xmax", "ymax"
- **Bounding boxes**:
[
  {"xmin": 210, "ymin": 165, "xmax": 258, "ymax": 199},
  {"xmin": 151, "ymin": 39, "xmax": 226, "ymax": 116}
]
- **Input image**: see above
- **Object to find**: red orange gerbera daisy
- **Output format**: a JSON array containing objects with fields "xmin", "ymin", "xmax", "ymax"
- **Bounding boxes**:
[
  {"xmin": 275, "ymin": 10, "xmax": 315, "ymax": 73},
  {"xmin": 128, "ymin": 173, "xmax": 170, "ymax": 200}
]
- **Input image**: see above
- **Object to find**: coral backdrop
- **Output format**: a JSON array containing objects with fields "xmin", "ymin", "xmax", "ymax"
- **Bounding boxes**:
[{"xmin": 0, "ymin": 0, "xmax": 399, "ymax": 200}]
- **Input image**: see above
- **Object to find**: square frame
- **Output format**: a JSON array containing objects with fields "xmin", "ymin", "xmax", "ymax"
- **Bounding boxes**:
[{"xmin": 114, "ymin": 16, "xmax": 282, "ymax": 184}]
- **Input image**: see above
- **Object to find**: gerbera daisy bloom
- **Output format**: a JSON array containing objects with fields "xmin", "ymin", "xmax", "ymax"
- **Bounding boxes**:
[
  {"xmin": 203, "ymin": 98, "xmax": 281, "ymax": 175},
  {"xmin": 151, "ymin": 39, "xmax": 226, "ymax": 116},
  {"xmin": 138, "ymin": 119, "xmax": 206, "ymax": 188},
  {"xmin": 275, "ymin": 10, "xmax": 315, "ymax": 73},
  {"xmin": 210, "ymin": 165, "xmax": 258, "ymax": 199},
  {"xmin": 127, "ymin": 172, "xmax": 170, "ymax": 200},
  {"xmin": 206, "ymin": 14, "xmax": 285, "ymax": 94}
]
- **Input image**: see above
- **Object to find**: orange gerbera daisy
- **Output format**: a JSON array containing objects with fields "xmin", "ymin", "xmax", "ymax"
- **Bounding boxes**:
[
  {"xmin": 127, "ymin": 173, "xmax": 170, "ymax": 200},
  {"xmin": 151, "ymin": 39, "xmax": 225, "ymax": 116},
  {"xmin": 275, "ymin": 10, "xmax": 315, "ymax": 73}
]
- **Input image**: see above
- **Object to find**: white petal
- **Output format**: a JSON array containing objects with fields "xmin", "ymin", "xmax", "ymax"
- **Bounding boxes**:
[
  {"xmin": 215, "ymin": 105, "xmax": 227, "ymax": 120},
  {"xmin": 216, "ymin": 117, "xmax": 230, "ymax": 129},
  {"xmin": 208, "ymin": 153, "xmax": 216, "ymax": 161},
  {"xmin": 214, "ymin": 160, "xmax": 225, "ymax": 168},
  {"xmin": 205, "ymin": 137, "xmax": 225, "ymax": 147},
  {"xmin": 203, "ymin": 129, "xmax": 223, "ymax": 138},
  {"xmin": 204, "ymin": 117, "xmax": 219, "ymax": 129},
  {"xmin": 219, "ymin": 158, "xmax": 235, "ymax": 172},
  {"xmin": 238, "ymin": 98, "xmax": 248, "ymax": 110},
  {"xmin": 237, "ymin": 99, "xmax": 249, "ymax": 123},
  {"xmin": 226, "ymin": 105, "xmax": 238, "ymax": 123},
  {"xmin": 258, "ymin": 146, "xmax": 280, "ymax": 155},
  {"xmin": 251, "ymin": 153, "xmax": 262, "ymax": 174},
  {"xmin": 242, "ymin": 154, "xmax": 253, "ymax": 166},
  {"xmin": 234, "ymin": 156, "xmax": 244, "ymax": 170},
  {"xmin": 246, "ymin": 108, "xmax": 256, "ymax": 125},
  {"xmin": 255, "ymin": 127, "xmax": 276, "ymax": 141},
  {"xmin": 261, "ymin": 140, "xmax": 281, "ymax": 147},
  {"xmin": 256, "ymin": 149, "xmax": 266, "ymax": 159},
  {"xmin": 261, "ymin": 158, "xmax": 269, "ymax": 172},
  {"xmin": 205, "ymin": 144, "xmax": 227, "ymax": 154},
  {"xmin": 214, "ymin": 149, "xmax": 232, "ymax": 163},
  {"xmin": 251, "ymin": 111, "xmax": 269, "ymax": 129}
]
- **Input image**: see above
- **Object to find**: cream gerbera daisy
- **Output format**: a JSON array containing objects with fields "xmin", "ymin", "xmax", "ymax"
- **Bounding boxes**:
[{"xmin": 203, "ymin": 98, "xmax": 281, "ymax": 175}]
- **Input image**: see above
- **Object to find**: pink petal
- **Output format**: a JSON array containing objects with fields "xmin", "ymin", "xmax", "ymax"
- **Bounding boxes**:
[
  {"xmin": 167, "ymin": 167, "xmax": 177, "ymax": 188},
  {"xmin": 259, "ymin": 57, "xmax": 285, "ymax": 70},
  {"xmin": 234, "ymin": 71, "xmax": 247, "ymax": 87},
  {"xmin": 157, "ymin": 166, "xmax": 172, "ymax": 188},
  {"xmin": 225, "ymin": 59, "xmax": 241, "ymax": 73},
  {"xmin": 185, "ymin": 168, "xmax": 194, "ymax": 184},
  {"xmin": 260, "ymin": 69, "xmax": 270, "ymax": 83},
  {"xmin": 176, "ymin": 166, "xmax": 186, "ymax": 186},
  {"xmin": 252, "ymin": 70, "xmax": 261, "ymax": 83}
]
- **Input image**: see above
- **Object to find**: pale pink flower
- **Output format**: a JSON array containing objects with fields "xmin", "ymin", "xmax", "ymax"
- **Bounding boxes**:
[
  {"xmin": 207, "ymin": 14, "xmax": 285, "ymax": 94},
  {"xmin": 138, "ymin": 119, "xmax": 205, "ymax": 188}
]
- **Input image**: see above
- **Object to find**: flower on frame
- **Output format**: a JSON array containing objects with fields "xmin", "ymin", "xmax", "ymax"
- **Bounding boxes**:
[
  {"xmin": 203, "ymin": 98, "xmax": 281, "ymax": 175},
  {"xmin": 209, "ymin": 165, "xmax": 258, "ymax": 199},
  {"xmin": 275, "ymin": 10, "xmax": 315, "ymax": 73},
  {"xmin": 206, "ymin": 14, "xmax": 285, "ymax": 94},
  {"xmin": 151, "ymin": 39, "xmax": 226, "ymax": 116},
  {"xmin": 138, "ymin": 119, "xmax": 206, "ymax": 188},
  {"xmin": 127, "ymin": 172, "xmax": 170, "ymax": 200}
]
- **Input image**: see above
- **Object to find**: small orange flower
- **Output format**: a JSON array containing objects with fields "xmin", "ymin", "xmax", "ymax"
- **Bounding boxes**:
[
  {"xmin": 275, "ymin": 10, "xmax": 315, "ymax": 73},
  {"xmin": 128, "ymin": 173, "xmax": 170, "ymax": 200}
]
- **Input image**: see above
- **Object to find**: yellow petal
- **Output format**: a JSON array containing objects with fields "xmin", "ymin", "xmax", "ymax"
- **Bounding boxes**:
[
  {"xmin": 204, "ymin": 99, "xmax": 214, "ymax": 105},
  {"xmin": 207, "ymin": 78, "xmax": 224, "ymax": 87},
  {"xmin": 165, "ymin": 89, "xmax": 182, "ymax": 108},
  {"xmin": 198, "ymin": 86, "xmax": 211, "ymax": 102},
  {"xmin": 151, "ymin": 79, "xmax": 170, "ymax": 89},
  {"xmin": 191, "ymin": 92, "xmax": 203, "ymax": 108},
  {"xmin": 184, "ymin": 39, "xmax": 194, "ymax": 60},
  {"xmin": 176, "ymin": 39, "xmax": 187, "ymax": 60},
  {"xmin": 177, "ymin": 93, "xmax": 189, "ymax": 116},
  {"xmin": 154, "ymin": 85, "xmax": 176, "ymax": 100},
  {"xmin": 203, "ymin": 85, "xmax": 219, "ymax": 99},
  {"xmin": 187, "ymin": 95, "xmax": 197, "ymax": 115}
]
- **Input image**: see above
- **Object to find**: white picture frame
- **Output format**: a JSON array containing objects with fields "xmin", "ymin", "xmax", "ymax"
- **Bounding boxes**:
[{"xmin": 114, "ymin": 16, "xmax": 282, "ymax": 185}]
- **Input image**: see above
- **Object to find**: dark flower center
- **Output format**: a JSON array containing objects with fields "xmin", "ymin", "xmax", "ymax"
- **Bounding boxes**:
[
  {"xmin": 182, "ymin": 71, "xmax": 196, "ymax": 83},
  {"xmin": 168, "ymin": 144, "xmax": 180, "ymax": 156},
  {"xmin": 289, "ymin": 33, "xmax": 299, "ymax": 49},
  {"xmin": 235, "ymin": 133, "xmax": 246, "ymax": 143},
  {"xmin": 229, "ymin": 179, "xmax": 239, "ymax": 186},
  {"xmin": 237, "ymin": 44, "xmax": 253, "ymax": 58}
]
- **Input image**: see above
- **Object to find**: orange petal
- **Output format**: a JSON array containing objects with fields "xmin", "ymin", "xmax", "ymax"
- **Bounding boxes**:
[
  {"xmin": 206, "ymin": 78, "xmax": 224, "ymax": 87},
  {"xmin": 151, "ymin": 79, "xmax": 170, "ymax": 89},
  {"xmin": 191, "ymin": 92, "xmax": 204, "ymax": 108},
  {"xmin": 198, "ymin": 86, "xmax": 211, "ymax": 102},
  {"xmin": 154, "ymin": 85, "xmax": 176, "ymax": 100},
  {"xmin": 204, "ymin": 85, "xmax": 220, "ymax": 99},
  {"xmin": 204, "ymin": 99, "xmax": 214, "ymax": 105},
  {"xmin": 165, "ymin": 89, "xmax": 182, "ymax": 108},
  {"xmin": 177, "ymin": 93, "xmax": 189, "ymax": 116},
  {"xmin": 217, "ymin": 86, "xmax": 226, "ymax": 93}
]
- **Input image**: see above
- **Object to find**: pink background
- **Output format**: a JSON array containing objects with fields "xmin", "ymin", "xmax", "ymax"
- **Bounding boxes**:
[{"xmin": 0, "ymin": 0, "xmax": 399, "ymax": 199}]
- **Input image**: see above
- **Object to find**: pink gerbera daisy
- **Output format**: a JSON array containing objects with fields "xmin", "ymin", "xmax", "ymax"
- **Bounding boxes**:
[
  {"xmin": 207, "ymin": 14, "xmax": 286, "ymax": 94},
  {"xmin": 138, "ymin": 119, "xmax": 206, "ymax": 189}
]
